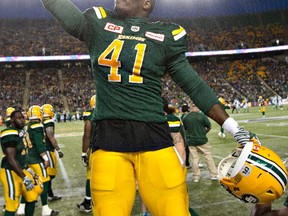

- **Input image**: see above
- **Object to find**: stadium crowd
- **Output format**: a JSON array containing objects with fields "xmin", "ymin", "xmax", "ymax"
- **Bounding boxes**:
[{"xmin": 0, "ymin": 10, "xmax": 287, "ymax": 118}]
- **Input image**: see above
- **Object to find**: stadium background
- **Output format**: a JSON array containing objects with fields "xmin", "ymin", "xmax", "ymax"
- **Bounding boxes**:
[{"xmin": 0, "ymin": 0, "xmax": 288, "ymax": 215}]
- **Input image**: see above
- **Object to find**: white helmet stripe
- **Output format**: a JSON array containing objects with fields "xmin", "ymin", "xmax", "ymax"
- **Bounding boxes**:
[{"xmin": 247, "ymin": 152, "xmax": 287, "ymax": 190}]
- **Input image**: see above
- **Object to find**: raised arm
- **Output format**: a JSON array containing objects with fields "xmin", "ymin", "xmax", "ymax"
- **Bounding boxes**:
[{"xmin": 41, "ymin": 0, "xmax": 86, "ymax": 39}]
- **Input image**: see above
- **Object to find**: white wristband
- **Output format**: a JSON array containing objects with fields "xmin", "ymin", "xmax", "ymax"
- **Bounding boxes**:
[
  {"xmin": 81, "ymin": 152, "xmax": 87, "ymax": 157},
  {"xmin": 42, "ymin": 155, "xmax": 49, "ymax": 161},
  {"xmin": 222, "ymin": 117, "xmax": 239, "ymax": 136}
]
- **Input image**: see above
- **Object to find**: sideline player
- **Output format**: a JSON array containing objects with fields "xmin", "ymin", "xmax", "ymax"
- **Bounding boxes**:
[
  {"xmin": 17, "ymin": 105, "xmax": 59, "ymax": 216},
  {"xmin": 41, "ymin": 104, "xmax": 64, "ymax": 202},
  {"xmin": 77, "ymin": 95, "xmax": 96, "ymax": 212},
  {"xmin": 0, "ymin": 110, "xmax": 37, "ymax": 216}
]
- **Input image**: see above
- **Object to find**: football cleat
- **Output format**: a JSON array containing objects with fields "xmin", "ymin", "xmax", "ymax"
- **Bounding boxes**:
[
  {"xmin": 48, "ymin": 195, "xmax": 62, "ymax": 202},
  {"xmin": 218, "ymin": 141, "xmax": 287, "ymax": 204},
  {"xmin": 27, "ymin": 105, "xmax": 43, "ymax": 120},
  {"xmin": 42, "ymin": 209, "xmax": 59, "ymax": 216},
  {"xmin": 90, "ymin": 95, "xmax": 96, "ymax": 109},
  {"xmin": 41, "ymin": 104, "xmax": 55, "ymax": 118},
  {"xmin": 77, "ymin": 200, "xmax": 92, "ymax": 213}
]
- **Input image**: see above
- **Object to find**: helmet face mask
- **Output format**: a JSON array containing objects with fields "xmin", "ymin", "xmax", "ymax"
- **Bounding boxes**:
[
  {"xmin": 41, "ymin": 104, "xmax": 55, "ymax": 118},
  {"xmin": 218, "ymin": 142, "xmax": 288, "ymax": 204},
  {"xmin": 27, "ymin": 105, "xmax": 43, "ymax": 120}
]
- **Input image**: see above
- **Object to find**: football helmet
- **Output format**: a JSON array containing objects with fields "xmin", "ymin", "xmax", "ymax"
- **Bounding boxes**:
[
  {"xmin": 22, "ymin": 169, "xmax": 44, "ymax": 202},
  {"xmin": 218, "ymin": 141, "xmax": 287, "ymax": 204},
  {"xmin": 6, "ymin": 107, "xmax": 15, "ymax": 117},
  {"xmin": 90, "ymin": 95, "xmax": 96, "ymax": 109},
  {"xmin": 27, "ymin": 105, "xmax": 43, "ymax": 120},
  {"xmin": 5, "ymin": 107, "xmax": 15, "ymax": 121},
  {"xmin": 41, "ymin": 104, "xmax": 55, "ymax": 118}
]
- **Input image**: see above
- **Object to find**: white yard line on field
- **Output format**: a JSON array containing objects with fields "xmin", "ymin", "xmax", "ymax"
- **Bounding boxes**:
[{"xmin": 57, "ymin": 156, "xmax": 72, "ymax": 189}]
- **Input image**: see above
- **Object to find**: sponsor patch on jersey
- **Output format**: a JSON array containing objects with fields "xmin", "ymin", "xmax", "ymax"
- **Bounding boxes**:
[
  {"xmin": 145, "ymin": 31, "xmax": 165, "ymax": 42},
  {"xmin": 104, "ymin": 23, "xmax": 124, "ymax": 34},
  {"xmin": 131, "ymin": 26, "xmax": 140, "ymax": 32}
]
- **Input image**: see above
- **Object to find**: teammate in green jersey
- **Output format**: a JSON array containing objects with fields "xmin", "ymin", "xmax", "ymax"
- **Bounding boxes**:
[
  {"xmin": 17, "ymin": 105, "xmax": 59, "ymax": 216},
  {"xmin": 42, "ymin": 0, "xmax": 260, "ymax": 215},
  {"xmin": 0, "ymin": 110, "xmax": 38, "ymax": 216},
  {"xmin": 77, "ymin": 95, "xmax": 97, "ymax": 213},
  {"xmin": 41, "ymin": 104, "xmax": 64, "ymax": 202}
]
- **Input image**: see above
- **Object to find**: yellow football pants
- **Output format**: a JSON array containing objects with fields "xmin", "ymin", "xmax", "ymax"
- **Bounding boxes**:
[{"xmin": 90, "ymin": 147, "xmax": 190, "ymax": 216}]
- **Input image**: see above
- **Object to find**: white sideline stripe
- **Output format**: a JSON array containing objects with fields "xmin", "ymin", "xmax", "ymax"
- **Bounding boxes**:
[
  {"xmin": 56, "ymin": 132, "xmax": 83, "ymax": 138},
  {"xmin": 57, "ymin": 156, "xmax": 72, "ymax": 188}
]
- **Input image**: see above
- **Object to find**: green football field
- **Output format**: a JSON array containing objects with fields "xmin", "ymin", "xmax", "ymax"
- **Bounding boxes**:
[{"xmin": 0, "ymin": 105, "xmax": 288, "ymax": 216}]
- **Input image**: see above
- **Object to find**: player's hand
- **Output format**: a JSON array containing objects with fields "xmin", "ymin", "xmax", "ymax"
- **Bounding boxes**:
[
  {"xmin": 43, "ymin": 160, "xmax": 50, "ymax": 169},
  {"xmin": 58, "ymin": 149, "xmax": 64, "ymax": 158},
  {"xmin": 81, "ymin": 154, "xmax": 88, "ymax": 167},
  {"xmin": 23, "ymin": 176, "xmax": 34, "ymax": 191},
  {"xmin": 233, "ymin": 127, "xmax": 261, "ymax": 146}
]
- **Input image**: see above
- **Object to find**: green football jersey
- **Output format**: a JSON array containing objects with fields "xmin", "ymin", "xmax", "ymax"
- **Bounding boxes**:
[
  {"xmin": 42, "ymin": 0, "xmax": 219, "ymax": 123},
  {"xmin": 0, "ymin": 127, "xmax": 27, "ymax": 169},
  {"xmin": 26, "ymin": 122, "xmax": 46, "ymax": 164},
  {"xmin": 83, "ymin": 108, "xmax": 97, "ymax": 148},
  {"xmin": 42, "ymin": 118, "xmax": 55, "ymax": 152},
  {"xmin": 4, "ymin": 117, "xmax": 11, "ymax": 128},
  {"xmin": 166, "ymin": 113, "xmax": 182, "ymax": 133}
]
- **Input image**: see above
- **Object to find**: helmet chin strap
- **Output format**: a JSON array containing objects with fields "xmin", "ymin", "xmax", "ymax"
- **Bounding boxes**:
[{"xmin": 218, "ymin": 142, "xmax": 254, "ymax": 178}]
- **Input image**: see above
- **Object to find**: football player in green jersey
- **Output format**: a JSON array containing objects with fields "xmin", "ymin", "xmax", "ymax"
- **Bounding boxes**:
[
  {"xmin": 17, "ymin": 105, "xmax": 59, "ymax": 216},
  {"xmin": 41, "ymin": 104, "xmax": 64, "ymax": 202},
  {"xmin": 163, "ymin": 98, "xmax": 186, "ymax": 165},
  {"xmin": 0, "ymin": 110, "xmax": 37, "ymax": 216},
  {"xmin": 77, "ymin": 95, "xmax": 96, "ymax": 213},
  {"xmin": 42, "ymin": 0, "xmax": 260, "ymax": 215}
]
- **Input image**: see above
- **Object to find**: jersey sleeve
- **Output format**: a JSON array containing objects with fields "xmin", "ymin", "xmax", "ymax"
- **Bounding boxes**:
[
  {"xmin": 30, "ymin": 124, "xmax": 46, "ymax": 154},
  {"xmin": 0, "ymin": 129, "xmax": 18, "ymax": 148},
  {"xmin": 43, "ymin": 119, "xmax": 55, "ymax": 128},
  {"xmin": 83, "ymin": 110, "xmax": 93, "ymax": 121},
  {"xmin": 165, "ymin": 24, "xmax": 220, "ymax": 115},
  {"xmin": 41, "ymin": 0, "xmax": 88, "ymax": 41},
  {"xmin": 203, "ymin": 114, "xmax": 212, "ymax": 129},
  {"xmin": 166, "ymin": 114, "xmax": 182, "ymax": 133}
]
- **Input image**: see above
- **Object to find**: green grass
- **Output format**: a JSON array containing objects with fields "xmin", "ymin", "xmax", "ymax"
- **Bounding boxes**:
[{"xmin": 1, "ymin": 106, "xmax": 288, "ymax": 215}]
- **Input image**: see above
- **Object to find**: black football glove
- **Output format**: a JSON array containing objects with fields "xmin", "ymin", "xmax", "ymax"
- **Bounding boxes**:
[
  {"xmin": 233, "ymin": 127, "xmax": 261, "ymax": 146},
  {"xmin": 57, "ymin": 149, "xmax": 64, "ymax": 158},
  {"xmin": 81, "ymin": 154, "xmax": 88, "ymax": 167},
  {"xmin": 23, "ymin": 176, "xmax": 34, "ymax": 191}
]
